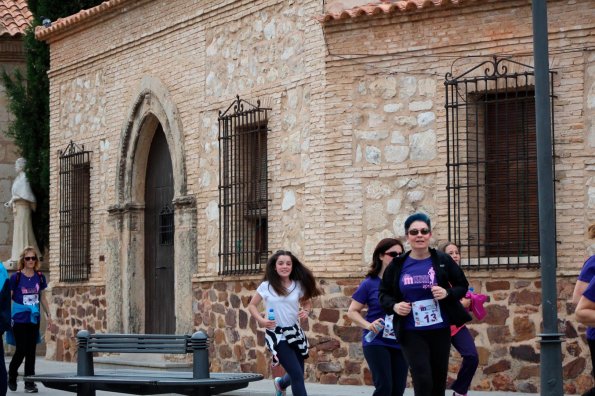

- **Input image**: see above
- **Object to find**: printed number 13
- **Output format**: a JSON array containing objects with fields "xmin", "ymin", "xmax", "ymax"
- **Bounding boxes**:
[{"xmin": 424, "ymin": 313, "xmax": 437, "ymax": 322}]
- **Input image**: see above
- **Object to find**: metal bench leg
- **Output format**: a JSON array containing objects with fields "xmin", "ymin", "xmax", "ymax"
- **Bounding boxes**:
[
  {"xmin": 77, "ymin": 383, "xmax": 95, "ymax": 396},
  {"xmin": 190, "ymin": 331, "xmax": 210, "ymax": 380},
  {"xmin": 76, "ymin": 330, "xmax": 96, "ymax": 396}
]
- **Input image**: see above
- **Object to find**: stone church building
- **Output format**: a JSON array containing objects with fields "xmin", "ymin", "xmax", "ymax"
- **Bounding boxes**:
[{"xmin": 35, "ymin": 0, "xmax": 594, "ymax": 393}]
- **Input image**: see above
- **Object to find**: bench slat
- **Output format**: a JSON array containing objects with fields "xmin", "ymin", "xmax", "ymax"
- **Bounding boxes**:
[
  {"xmin": 87, "ymin": 347, "xmax": 188, "ymax": 353},
  {"xmin": 89, "ymin": 334, "xmax": 189, "ymax": 339},
  {"xmin": 84, "ymin": 335, "xmax": 191, "ymax": 354}
]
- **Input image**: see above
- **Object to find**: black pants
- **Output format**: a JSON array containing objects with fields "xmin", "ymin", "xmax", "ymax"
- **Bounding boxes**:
[
  {"xmin": 585, "ymin": 339, "xmax": 595, "ymax": 396},
  {"xmin": 400, "ymin": 327, "xmax": 451, "ymax": 396},
  {"xmin": 276, "ymin": 341, "xmax": 307, "ymax": 396},
  {"xmin": 9, "ymin": 322, "xmax": 40, "ymax": 386},
  {"xmin": 363, "ymin": 345, "xmax": 408, "ymax": 396},
  {"xmin": 0, "ymin": 335, "xmax": 6, "ymax": 395}
]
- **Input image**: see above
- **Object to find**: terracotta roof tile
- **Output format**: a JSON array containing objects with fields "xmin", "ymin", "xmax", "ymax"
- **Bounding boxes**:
[
  {"xmin": 0, "ymin": 0, "xmax": 32, "ymax": 37},
  {"xmin": 35, "ymin": 0, "xmax": 130, "ymax": 41},
  {"xmin": 318, "ymin": 0, "xmax": 466, "ymax": 22}
]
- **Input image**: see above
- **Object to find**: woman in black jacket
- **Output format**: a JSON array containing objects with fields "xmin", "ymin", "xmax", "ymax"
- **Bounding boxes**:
[{"xmin": 379, "ymin": 213, "xmax": 471, "ymax": 396}]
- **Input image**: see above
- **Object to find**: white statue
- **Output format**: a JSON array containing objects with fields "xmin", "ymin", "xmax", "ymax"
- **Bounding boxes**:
[{"xmin": 4, "ymin": 158, "xmax": 40, "ymax": 267}]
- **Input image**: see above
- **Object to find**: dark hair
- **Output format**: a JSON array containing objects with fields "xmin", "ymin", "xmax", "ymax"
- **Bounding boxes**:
[
  {"xmin": 404, "ymin": 212, "xmax": 431, "ymax": 232},
  {"xmin": 264, "ymin": 250, "xmax": 322, "ymax": 302},
  {"xmin": 589, "ymin": 223, "xmax": 595, "ymax": 240},
  {"xmin": 367, "ymin": 238, "xmax": 404, "ymax": 278},
  {"xmin": 438, "ymin": 241, "xmax": 458, "ymax": 253}
]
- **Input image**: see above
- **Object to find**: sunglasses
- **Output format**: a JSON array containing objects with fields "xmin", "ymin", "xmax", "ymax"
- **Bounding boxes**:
[
  {"xmin": 385, "ymin": 251, "xmax": 402, "ymax": 258},
  {"xmin": 407, "ymin": 228, "xmax": 430, "ymax": 236},
  {"xmin": 24, "ymin": 256, "xmax": 37, "ymax": 262}
]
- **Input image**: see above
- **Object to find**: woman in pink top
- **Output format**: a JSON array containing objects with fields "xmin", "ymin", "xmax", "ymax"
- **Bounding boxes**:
[{"xmin": 439, "ymin": 242, "xmax": 479, "ymax": 396}]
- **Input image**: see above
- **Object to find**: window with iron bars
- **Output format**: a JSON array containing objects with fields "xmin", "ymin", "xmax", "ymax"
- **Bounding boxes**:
[
  {"xmin": 59, "ymin": 141, "xmax": 91, "ymax": 281},
  {"xmin": 218, "ymin": 96, "xmax": 270, "ymax": 275},
  {"xmin": 444, "ymin": 57, "xmax": 556, "ymax": 270}
]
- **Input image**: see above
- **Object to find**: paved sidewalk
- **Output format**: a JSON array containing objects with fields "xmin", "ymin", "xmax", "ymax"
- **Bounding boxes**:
[{"xmin": 7, "ymin": 357, "xmax": 572, "ymax": 395}]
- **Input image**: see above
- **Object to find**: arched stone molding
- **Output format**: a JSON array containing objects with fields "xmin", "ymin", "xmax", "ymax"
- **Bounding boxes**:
[
  {"xmin": 117, "ymin": 76, "xmax": 187, "ymax": 204},
  {"xmin": 107, "ymin": 76, "xmax": 196, "ymax": 335}
]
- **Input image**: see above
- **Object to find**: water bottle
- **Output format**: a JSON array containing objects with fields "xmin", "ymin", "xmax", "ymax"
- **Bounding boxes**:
[
  {"xmin": 466, "ymin": 287, "xmax": 474, "ymax": 299},
  {"xmin": 364, "ymin": 320, "xmax": 384, "ymax": 342},
  {"xmin": 267, "ymin": 308, "xmax": 275, "ymax": 321}
]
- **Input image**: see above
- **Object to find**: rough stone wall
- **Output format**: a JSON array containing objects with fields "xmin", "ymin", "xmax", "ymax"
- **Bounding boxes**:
[
  {"xmin": 46, "ymin": 285, "xmax": 107, "ymax": 361},
  {"xmin": 41, "ymin": 0, "xmax": 595, "ymax": 394},
  {"xmin": 192, "ymin": 274, "xmax": 586, "ymax": 393}
]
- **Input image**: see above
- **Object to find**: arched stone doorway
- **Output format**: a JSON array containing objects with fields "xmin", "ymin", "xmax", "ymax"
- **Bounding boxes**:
[{"xmin": 106, "ymin": 76, "xmax": 196, "ymax": 335}]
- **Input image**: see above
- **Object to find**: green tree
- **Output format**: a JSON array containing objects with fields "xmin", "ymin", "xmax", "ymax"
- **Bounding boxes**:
[{"xmin": 1, "ymin": 0, "xmax": 103, "ymax": 254}]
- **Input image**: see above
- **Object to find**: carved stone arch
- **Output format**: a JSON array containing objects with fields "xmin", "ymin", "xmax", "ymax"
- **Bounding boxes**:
[
  {"xmin": 106, "ymin": 76, "xmax": 196, "ymax": 335},
  {"xmin": 117, "ymin": 76, "xmax": 187, "ymax": 206}
]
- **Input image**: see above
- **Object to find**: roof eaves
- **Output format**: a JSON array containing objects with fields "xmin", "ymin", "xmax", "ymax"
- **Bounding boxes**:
[
  {"xmin": 35, "ymin": 0, "xmax": 133, "ymax": 42},
  {"xmin": 317, "ymin": 0, "xmax": 464, "ymax": 23}
]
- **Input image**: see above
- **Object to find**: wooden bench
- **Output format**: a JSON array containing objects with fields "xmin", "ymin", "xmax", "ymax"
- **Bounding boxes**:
[{"xmin": 26, "ymin": 330, "xmax": 263, "ymax": 396}]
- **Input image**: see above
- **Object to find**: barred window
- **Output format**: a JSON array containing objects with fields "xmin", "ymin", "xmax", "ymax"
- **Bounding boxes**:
[
  {"xmin": 444, "ymin": 57, "xmax": 556, "ymax": 270},
  {"xmin": 59, "ymin": 141, "xmax": 91, "ymax": 281},
  {"xmin": 218, "ymin": 96, "xmax": 270, "ymax": 275}
]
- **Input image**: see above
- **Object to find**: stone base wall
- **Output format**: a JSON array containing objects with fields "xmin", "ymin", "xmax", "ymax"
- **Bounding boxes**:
[
  {"xmin": 46, "ymin": 285, "xmax": 107, "ymax": 362},
  {"xmin": 46, "ymin": 273, "xmax": 592, "ymax": 393},
  {"xmin": 191, "ymin": 274, "xmax": 591, "ymax": 394}
]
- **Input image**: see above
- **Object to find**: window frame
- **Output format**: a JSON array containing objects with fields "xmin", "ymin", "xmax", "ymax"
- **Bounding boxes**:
[
  {"xmin": 444, "ymin": 57, "xmax": 557, "ymax": 270},
  {"xmin": 59, "ymin": 141, "xmax": 92, "ymax": 282},
  {"xmin": 218, "ymin": 96, "xmax": 270, "ymax": 275}
]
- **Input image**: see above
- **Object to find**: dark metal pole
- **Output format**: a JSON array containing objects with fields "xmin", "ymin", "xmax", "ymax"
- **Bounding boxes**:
[{"xmin": 532, "ymin": 1, "xmax": 563, "ymax": 395}]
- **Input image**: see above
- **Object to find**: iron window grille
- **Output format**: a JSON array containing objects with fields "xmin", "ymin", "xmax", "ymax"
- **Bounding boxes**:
[
  {"xmin": 218, "ymin": 96, "xmax": 270, "ymax": 275},
  {"xmin": 444, "ymin": 56, "xmax": 556, "ymax": 270},
  {"xmin": 159, "ymin": 203, "xmax": 174, "ymax": 245},
  {"xmin": 59, "ymin": 141, "xmax": 92, "ymax": 281}
]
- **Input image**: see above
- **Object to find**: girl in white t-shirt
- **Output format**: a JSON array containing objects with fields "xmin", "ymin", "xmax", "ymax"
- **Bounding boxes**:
[{"xmin": 248, "ymin": 250, "xmax": 322, "ymax": 396}]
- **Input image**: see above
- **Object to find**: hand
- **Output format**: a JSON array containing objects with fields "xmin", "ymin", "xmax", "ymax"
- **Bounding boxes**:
[
  {"xmin": 262, "ymin": 318, "xmax": 276, "ymax": 329},
  {"xmin": 298, "ymin": 309, "xmax": 310, "ymax": 320},
  {"xmin": 431, "ymin": 286, "xmax": 448, "ymax": 300},
  {"xmin": 368, "ymin": 319, "xmax": 384, "ymax": 333},
  {"xmin": 3, "ymin": 200, "xmax": 12, "ymax": 208},
  {"xmin": 461, "ymin": 297, "xmax": 471, "ymax": 309},
  {"xmin": 394, "ymin": 301, "xmax": 411, "ymax": 316}
]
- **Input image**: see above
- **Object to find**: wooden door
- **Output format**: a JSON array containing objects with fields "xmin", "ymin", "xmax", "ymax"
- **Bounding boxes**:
[{"xmin": 144, "ymin": 125, "xmax": 175, "ymax": 334}]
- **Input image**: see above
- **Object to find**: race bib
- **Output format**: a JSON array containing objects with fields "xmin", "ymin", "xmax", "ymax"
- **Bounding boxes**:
[
  {"xmin": 382, "ymin": 314, "xmax": 396, "ymax": 340},
  {"xmin": 23, "ymin": 294, "xmax": 39, "ymax": 306},
  {"xmin": 412, "ymin": 298, "xmax": 443, "ymax": 327}
]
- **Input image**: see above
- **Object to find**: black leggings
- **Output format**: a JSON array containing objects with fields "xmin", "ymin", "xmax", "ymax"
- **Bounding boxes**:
[
  {"xmin": 400, "ymin": 327, "xmax": 451, "ymax": 396},
  {"xmin": 363, "ymin": 345, "xmax": 408, "ymax": 396},
  {"xmin": 9, "ymin": 322, "xmax": 40, "ymax": 385}
]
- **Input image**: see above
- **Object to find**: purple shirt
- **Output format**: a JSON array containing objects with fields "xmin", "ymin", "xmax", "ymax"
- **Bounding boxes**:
[
  {"xmin": 578, "ymin": 255, "xmax": 595, "ymax": 340},
  {"xmin": 10, "ymin": 271, "xmax": 47, "ymax": 324},
  {"xmin": 399, "ymin": 256, "xmax": 449, "ymax": 331},
  {"xmin": 352, "ymin": 276, "xmax": 400, "ymax": 349}
]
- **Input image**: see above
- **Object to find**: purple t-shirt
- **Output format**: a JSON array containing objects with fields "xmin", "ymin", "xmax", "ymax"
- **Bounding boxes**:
[
  {"xmin": 10, "ymin": 271, "xmax": 47, "ymax": 324},
  {"xmin": 352, "ymin": 276, "xmax": 400, "ymax": 349},
  {"xmin": 578, "ymin": 255, "xmax": 595, "ymax": 340},
  {"xmin": 399, "ymin": 256, "xmax": 449, "ymax": 331}
]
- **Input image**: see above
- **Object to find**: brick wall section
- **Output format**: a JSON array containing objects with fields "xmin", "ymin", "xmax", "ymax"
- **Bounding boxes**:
[{"xmin": 42, "ymin": 0, "xmax": 595, "ymax": 393}]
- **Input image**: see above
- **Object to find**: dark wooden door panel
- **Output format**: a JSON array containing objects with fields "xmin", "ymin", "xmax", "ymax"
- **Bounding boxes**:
[{"xmin": 144, "ymin": 125, "xmax": 175, "ymax": 334}]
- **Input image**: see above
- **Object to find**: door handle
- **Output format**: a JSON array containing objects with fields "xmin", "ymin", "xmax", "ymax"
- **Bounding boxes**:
[{"xmin": 155, "ymin": 266, "xmax": 167, "ymax": 270}]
